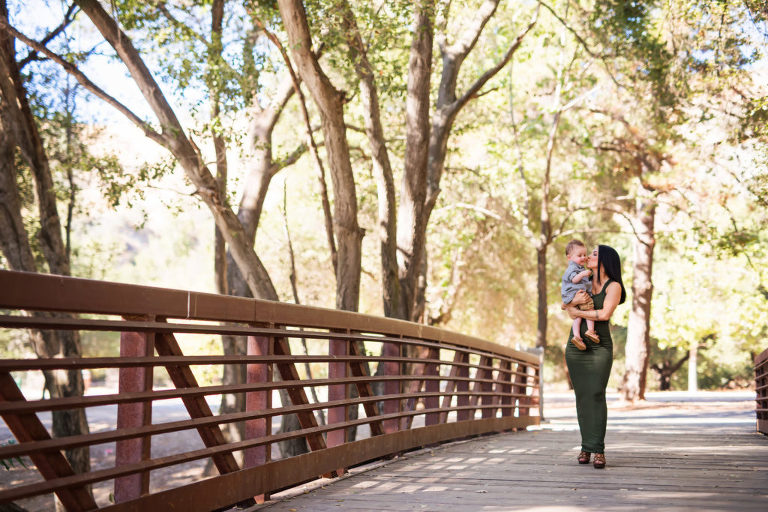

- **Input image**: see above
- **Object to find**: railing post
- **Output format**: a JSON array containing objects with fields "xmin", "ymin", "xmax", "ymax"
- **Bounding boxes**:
[
  {"xmin": 114, "ymin": 315, "xmax": 154, "ymax": 503},
  {"xmin": 381, "ymin": 338, "xmax": 400, "ymax": 434},
  {"xmin": 327, "ymin": 332, "xmax": 347, "ymax": 474},
  {"xmin": 424, "ymin": 347, "xmax": 441, "ymax": 426},
  {"xmin": 245, "ymin": 331, "xmax": 272, "ymax": 503},
  {"xmin": 498, "ymin": 360, "xmax": 513, "ymax": 417},
  {"xmin": 455, "ymin": 352, "xmax": 471, "ymax": 421},
  {"xmin": 513, "ymin": 362, "xmax": 530, "ymax": 417}
]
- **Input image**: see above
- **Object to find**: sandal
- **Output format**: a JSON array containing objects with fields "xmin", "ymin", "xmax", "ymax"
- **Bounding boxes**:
[
  {"xmin": 593, "ymin": 453, "xmax": 606, "ymax": 469},
  {"xmin": 584, "ymin": 330, "xmax": 600, "ymax": 343},
  {"xmin": 577, "ymin": 451, "xmax": 590, "ymax": 464},
  {"xmin": 571, "ymin": 336, "xmax": 586, "ymax": 351}
]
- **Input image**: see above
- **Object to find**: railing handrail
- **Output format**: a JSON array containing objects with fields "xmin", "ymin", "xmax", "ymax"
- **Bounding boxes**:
[{"xmin": 0, "ymin": 269, "xmax": 537, "ymax": 364}]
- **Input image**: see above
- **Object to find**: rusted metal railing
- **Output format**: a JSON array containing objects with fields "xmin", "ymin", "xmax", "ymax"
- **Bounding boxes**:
[
  {"xmin": 0, "ymin": 269, "xmax": 539, "ymax": 511},
  {"xmin": 756, "ymin": 347, "xmax": 768, "ymax": 435}
]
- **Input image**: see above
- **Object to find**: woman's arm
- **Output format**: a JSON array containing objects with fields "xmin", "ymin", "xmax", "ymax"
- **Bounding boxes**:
[{"xmin": 567, "ymin": 282, "xmax": 622, "ymax": 321}]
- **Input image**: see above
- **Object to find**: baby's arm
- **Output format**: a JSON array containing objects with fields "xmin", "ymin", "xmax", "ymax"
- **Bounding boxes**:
[{"xmin": 571, "ymin": 269, "xmax": 591, "ymax": 284}]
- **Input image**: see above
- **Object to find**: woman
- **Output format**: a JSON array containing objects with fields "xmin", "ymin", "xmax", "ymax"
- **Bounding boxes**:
[{"xmin": 565, "ymin": 244, "xmax": 626, "ymax": 469}]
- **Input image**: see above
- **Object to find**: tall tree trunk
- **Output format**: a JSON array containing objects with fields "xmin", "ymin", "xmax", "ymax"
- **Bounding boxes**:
[
  {"xmin": 341, "ymin": 0, "xmax": 402, "ymax": 319},
  {"xmin": 210, "ymin": 0, "xmax": 228, "ymax": 296},
  {"xmin": 535, "ymin": 244, "xmax": 548, "ymax": 348},
  {"xmin": 688, "ymin": 343, "xmax": 697, "ymax": 392},
  {"xmin": 399, "ymin": 1, "xmax": 538, "ymax": 320},
  {"xmin": 397, "ymin": 0, "xmax": 435, "ymax": 321},
  {"xmin": 0, "ymin": 6, "xmax": 91, "ymax": 502},
  {"xmin": 277, "ymin": 0, "xmax": 362, "ymax": 312},
  {"xmin": 622, "ymin": 197, "xmax": 656, "ymax": 402}
]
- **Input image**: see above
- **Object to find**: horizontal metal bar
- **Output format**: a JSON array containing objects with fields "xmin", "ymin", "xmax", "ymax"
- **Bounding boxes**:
[
  {"xmin": 0, "ymin": 354, "xmax": 526, "ymax": 378},
  {"xmin": 0, "ymin": 401, "xmax": 539, "ymax": 503},
  {"xmin": 0, "ymin": 373, "xmax": 537, "ymax": 415}
]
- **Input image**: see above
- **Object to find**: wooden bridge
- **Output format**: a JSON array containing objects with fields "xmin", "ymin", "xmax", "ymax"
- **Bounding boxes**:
[
  {"xmin": 253, "ymin": 391, "xmax": 768, "ymax": 511},
  {"xmin": 0, "ymin": 269, "xmax": 766, "ymax": 511},
  {"xmin": 0, "ymin": 270, "xmax": 539, "ymax": 511}
]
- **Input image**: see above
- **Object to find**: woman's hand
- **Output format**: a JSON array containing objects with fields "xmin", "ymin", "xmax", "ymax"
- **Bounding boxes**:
[{"xmin": 569, "ymin": 290, "xmax": 589, "ymax": 306}]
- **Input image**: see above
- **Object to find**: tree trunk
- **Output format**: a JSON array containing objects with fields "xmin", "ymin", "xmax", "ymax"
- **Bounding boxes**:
[
  {"xmin": 688, "ymin": 343, "xmax": 698, "ymax": 392},
  {"xmin": 397, "ymin": 0, "xmax": 435, "ymax": 321},
  {"xmin": 0, "ymin": 7, "xmax": 91, "ymax": 501},
  {"xmin": 622, "ymin": 197, "xmax": 656, "ymax": 402},
  {"xmin": 277, "ymin": 0, "xmax": 362, "ymax": 313},
  {"xmin": 214, "ymin": 84, "xmax": 298, "ymax": 463},
  {"xmin": 535, "ymin": 244, "xmax": 548, "ymax": 349},
  {"xmin": 341, "ymin": 0, "xmax": 402, "ymax": 319},
  {"xmin": 399, "ymin": 1, "xmax": 537, "ymax": 320},
  {"xmin": 210, "ymin": 0, "xmax": 228, "ymax": 296}
]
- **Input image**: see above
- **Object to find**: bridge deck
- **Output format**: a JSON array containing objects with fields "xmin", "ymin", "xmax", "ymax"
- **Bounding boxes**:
[{"xmin": 254, "ymin": 391, "xmax": 766, "ymax": 511}]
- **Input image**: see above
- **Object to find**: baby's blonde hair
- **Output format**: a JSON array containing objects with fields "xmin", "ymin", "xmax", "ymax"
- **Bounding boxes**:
[{"xmin": 565, "ymin": 239, "xmax": 585, "ymax": 256}]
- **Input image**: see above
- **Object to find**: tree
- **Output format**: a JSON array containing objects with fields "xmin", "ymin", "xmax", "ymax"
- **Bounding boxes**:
[
  {"xmin": 397, "ymin": 0, "xmax": 539, "ymax": 322},
  {"xmin": 0, "ymin": 1, "xmax": 92, "ymax": 506}
]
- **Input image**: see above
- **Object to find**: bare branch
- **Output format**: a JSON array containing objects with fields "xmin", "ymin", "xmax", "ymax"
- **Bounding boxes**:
[
  {"xmin": 445, "ymin": 0, "xmax": 500, "ymax": 61},
  {"xmin": 19, "ymin": 3, "xmax": 79, "ymax": 68},
  {"xmin": 269, "ymin": 142, "xmax": 308, "ymax": 176},
  {"xmin": 453, "ymin": 6, "xmax": 539, "ymax": 115},
  {"xmin": 250, "ymin": 11, "xmax": 338, "ymax": 275},
  {"xmin": 0, "ymin": 17, "xmax": 164, "ymax": 145},
  {"xmin": 536, "ymin": 0, "xmax": 623, "ymax": 89}
]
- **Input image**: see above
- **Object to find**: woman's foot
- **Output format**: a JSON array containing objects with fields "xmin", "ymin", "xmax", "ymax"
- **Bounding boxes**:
[
  {"xmin": 593, "ymin": 453, "xmax": 606, "ymax": 469},
  {"xmin": 584, "ymin": 330, "xmax": 600, "ymax": 343},
  {"xmin": 571, "ymin": 336, "xmax": 586, "ymax": 350},
  {"xmin": 577, "ymin": 451, "xmax": 591, "ymax": 464}
]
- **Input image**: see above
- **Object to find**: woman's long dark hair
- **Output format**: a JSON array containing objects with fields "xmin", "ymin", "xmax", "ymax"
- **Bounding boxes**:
[{"xmin": 597, "ymin": 245, "xmax": 626, "ymax": 304}]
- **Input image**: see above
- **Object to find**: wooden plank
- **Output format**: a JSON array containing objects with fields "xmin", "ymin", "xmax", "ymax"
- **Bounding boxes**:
[{"xmin": 0, "ymin": 372, "xmax": 97, "ymax": 511}]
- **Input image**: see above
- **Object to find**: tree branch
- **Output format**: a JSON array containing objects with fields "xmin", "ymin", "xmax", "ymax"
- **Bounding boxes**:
[
  {"xmin": 453, "ymin": 6, "xmax": 539, "ymax": 115},
  {"xmin": 445, "ymin": 0, "xmax": 500, "ymax": 60},
  {"xmin": 18, "ymin": 2, "xmax": 79, "ymax": 69},
  {"xmin": 0, "ymin": 16, "xmax": 164, "ymax": 145},
  {"xmin": 536, "ymin": 0, "xmax": 623, "ymax": 89}
]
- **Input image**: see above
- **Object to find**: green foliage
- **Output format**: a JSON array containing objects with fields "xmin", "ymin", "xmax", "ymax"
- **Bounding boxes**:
[{"xmin": 0, "ymin": 440, "xmax": 27, "ymax": 471}]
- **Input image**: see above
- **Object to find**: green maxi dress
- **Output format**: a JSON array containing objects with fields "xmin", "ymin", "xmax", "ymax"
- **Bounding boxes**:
[{"xmin": 565, "ymin": 279, "xmax": 614, "ymax": 454}]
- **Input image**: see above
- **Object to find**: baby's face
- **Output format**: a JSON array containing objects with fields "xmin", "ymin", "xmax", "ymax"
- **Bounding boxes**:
[{"xmin": 568, "ymin": 246, "xmax": 587, "ymax": 266}]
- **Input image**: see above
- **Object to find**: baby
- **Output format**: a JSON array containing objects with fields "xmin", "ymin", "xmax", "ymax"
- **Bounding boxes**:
[{"xmin": 561, "ymin": 239, "xmax": 599, "ymax": 350}]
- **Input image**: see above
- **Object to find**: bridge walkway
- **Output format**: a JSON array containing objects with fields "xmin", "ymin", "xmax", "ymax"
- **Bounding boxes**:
[{"xmin": 253, "ymin": 391, "xmax": 767, "ymax": 512}]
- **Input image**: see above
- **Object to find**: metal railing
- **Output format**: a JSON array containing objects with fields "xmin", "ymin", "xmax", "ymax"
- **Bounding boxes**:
[
  {"xmin": 0, "ymin": 270, "xmax": 539, "ymax": 511},
  {"xmin": 756, "ymin": 347, "xmax": 768, "ymax": 435}
]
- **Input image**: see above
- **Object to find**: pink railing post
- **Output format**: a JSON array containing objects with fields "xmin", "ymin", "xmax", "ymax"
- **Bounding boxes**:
[
  {"xmin": 327, "ymin": 333, "xmax": 348, "ymax": 475},
  {"xmin": 381, "ymin": 339, "xmax": 400, "ymax": 433},
  {"xmin": 114, "ymin": 317, "xmax": 154, "ymax": 502},
  {"xmin": 245, "ymin": 332, "xmax": 272, "ymax": 503}
]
